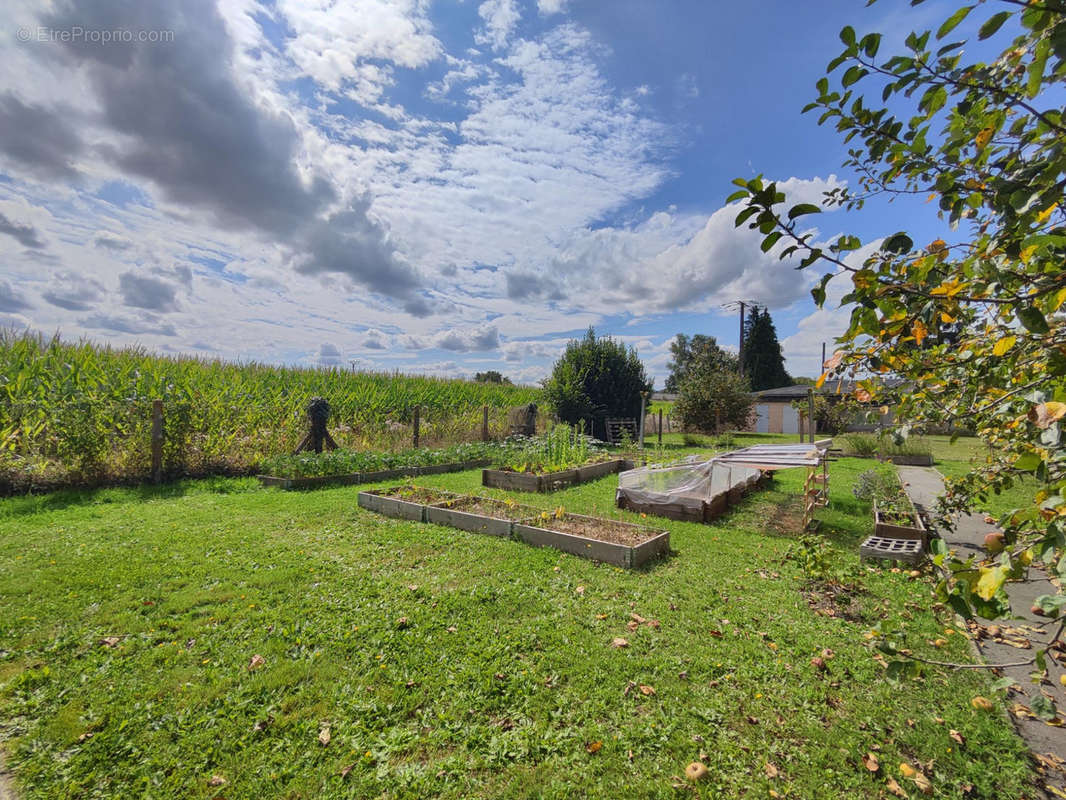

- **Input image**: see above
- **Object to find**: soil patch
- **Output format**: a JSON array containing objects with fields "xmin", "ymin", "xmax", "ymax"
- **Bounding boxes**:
[
  {"xmin": 530, "ymin": 514, "xmax": 662, "ymax": 547},
  {"xmin": 802, "ymin": 581, "xmax": 868, "ymax": 623},
  {"xmin": 434, "ymin": 495, "xmax": 539, "ymax": 520}
]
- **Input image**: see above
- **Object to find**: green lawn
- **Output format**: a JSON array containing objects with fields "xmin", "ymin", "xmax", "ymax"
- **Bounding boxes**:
[{"xmin": 0, "ymin": 458, "xmax": 1034, "ymax": 798}]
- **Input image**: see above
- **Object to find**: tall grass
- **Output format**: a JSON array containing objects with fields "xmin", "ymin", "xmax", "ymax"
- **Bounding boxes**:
[{"xmin": 0, "ymin": 330, "xmax": 539, "ymax": 489}]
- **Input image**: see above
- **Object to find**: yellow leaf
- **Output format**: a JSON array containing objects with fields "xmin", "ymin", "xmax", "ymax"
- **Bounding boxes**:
[
  {"xmin": 899, "ymin": 762, "xmax": 916, "ymax": 778},
  {"xmin": 1053, "ymin": 286, "xmax": 1066, "ymax": 312},
  {"xmin": 1037, "ymin": 203, "xmax": 1058, "ymax": 224},
  {"xmin": 1031, "ymin": 402, "xmax": 1066, "ymax": 429},
  {"xmin": 975, "ymin": 126, "xmax": 994, "ymax": 150},
  {"xmin": 912, "ymin": 319, "xmax": 928, "ymax": 345},
  {"xmin": 1020, "ymin": 245, "xmax": 1038, "ymax": 263},
  {"xmin": 993, "ymin": 336, "xmax": 1016, "ymax": 356},
  {"xmin": 913, "ymin": 770, "xmax": 933, "ymax": 795},
  {"xmin": 976, "ymin": 566, "xmax": 1007, "ymax": 601},
  {"xmin": 927, "ymin": 238, "xmax": 948, "ymax": 254},
  {"xmin": 815, "ymin": 371, "xmax": 828, "ymax": 389},
  {"xmin": 930, "ymin": 278, "xmax": 965, "ymax": 297}
]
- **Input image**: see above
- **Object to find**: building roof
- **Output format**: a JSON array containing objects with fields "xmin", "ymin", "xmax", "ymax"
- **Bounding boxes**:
[{"xmin": 754, "ymin": 378, "xmax": 904, "ymax": 401}]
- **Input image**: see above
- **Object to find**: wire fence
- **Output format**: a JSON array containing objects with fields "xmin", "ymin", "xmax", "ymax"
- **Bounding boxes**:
[{"xmin": 0, "ymin": 400, "xmax": 551, "ymax": 493}]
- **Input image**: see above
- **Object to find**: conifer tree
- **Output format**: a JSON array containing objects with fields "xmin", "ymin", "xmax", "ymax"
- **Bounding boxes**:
[{"xmin": 741, "ymin": 306, "xmax": 792, "ymax": 391}]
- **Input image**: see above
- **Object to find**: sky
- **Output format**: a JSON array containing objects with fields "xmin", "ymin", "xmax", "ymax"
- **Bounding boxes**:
[{"xmin": 0, "ymin": 0, "xmax": 965, "ymax": 386}]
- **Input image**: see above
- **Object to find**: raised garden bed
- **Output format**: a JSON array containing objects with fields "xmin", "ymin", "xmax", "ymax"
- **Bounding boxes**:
[
  {"xmin": 358, "ymin": 485, "xmax": 668, "ymax": 568},
  {"xmin": 357, "ymin": 485, "xmax": 461, "ymax": 522},
  {"xmin": 513, "ymin": 512, "xmax": 669, "ymax": 568},
  {"xmin": 874, "ymin": 500, "xmax": 927, "ymax": 545},
  {"xmin": 259, "ymin": 458, "xmax": 491, "ymax": 490},
  {"xmin": 833, "ymin": 452, "xmax": 934, "ymax": 466},
  {"xmin": 482, "ymin": 459, "xmax": 634, "ymax": 493},
  {"xmin": 615, "ymin": 471, "xmax": 766, "ymax": 523},
  {"xmin": 426, "ymin": 495, "xmax": 540, "ymax": 537}
]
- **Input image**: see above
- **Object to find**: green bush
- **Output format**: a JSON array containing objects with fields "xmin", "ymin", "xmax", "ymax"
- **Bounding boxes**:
[
  {"xmin": 674, "ymin": 365, "xmax": 752, "ymax": 434},
  {"xmin": 542, "ymin": 328, "xmax": 651, "ymax": 442}
]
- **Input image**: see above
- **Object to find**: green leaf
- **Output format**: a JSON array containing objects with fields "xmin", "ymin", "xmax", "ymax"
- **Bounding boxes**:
[
  {"xmin": 787, "ymin": 203, "xmax": 822, "ymax": 220},
  {"xmin": 882, "ymin": 232, "xmax": 913, "ymax": 254},
  {"xmin": 842, "ymin": 65, "xmax": 868, "ymax": 87},
  {"xmin": 760, "ymin": 232, "xmax": 783, "ymax": 253},
  {"xmin": 1031, "ymin": 694, "xmax": 1058, "ymax": 721},
  {"xmin": 725, "ymin": 189, "xmax": 749, "ymax": 203},
  {"xmin": 937, "ymin": 5, "xmax": 974, "ymax": 40},
  {"xmin": 1035, "ymin": 594, "xmax": 1066, "ymax": 617},
  {"xmin": 839, "ymin": 26, "xmax": 856, "ymax": 47},
  {"xmin": 1017, "ymin": 306, "xmax": 1050, "ymax": 334},
  {"xmin": 1014, "ymin": 452, "xmax": 1041, "ymax": 472},
  {"xmin": 1028, "ymin": 37, "xmax": 1050, "ymax": 98},
  {"xmin": 978, "ymin": 11, "xmax": 1011, "ymax": 40}
]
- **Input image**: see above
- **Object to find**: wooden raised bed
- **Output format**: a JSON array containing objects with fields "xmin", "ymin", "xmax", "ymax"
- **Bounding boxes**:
[
  {"xmin": 833, "ymin": 451, "xmax": 934, "ymax": 466},
  {"xmin": 615, "ymin": 471, "xmax": 767, "ymax": 523},
  {"xmin": 874, "ymin": 500, "xmax": 927, "ymax": 546},
  {"xmin": 482, "ymin": 459, "xmax": 634, "ymax": 493},
  {"xmin": 426, "ymin": 496, "xmax": 539, "ymax": 538},
  {"xmin": 358, "ymin": 486, "xmax": 668, "ymax": 569},
  {"xmin": 513, "ymin": 512, "xmax": 669, "ymax": 568},
  {"xmin": 259, "ymin": 458, "xmax": 491, "ymax": 490},
  {"xmin": 357, "ymin": 486, "xmax": 461, "ymax": 522}
]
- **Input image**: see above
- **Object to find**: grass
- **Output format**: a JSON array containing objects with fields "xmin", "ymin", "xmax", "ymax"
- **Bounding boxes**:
[
  {"xmin": 0, "ymin": 459, "xmax": 1035, "ymax": 798},
  {"xmin": 917, "ymin": 435, "xmax": 1040, "ymax": 519}
]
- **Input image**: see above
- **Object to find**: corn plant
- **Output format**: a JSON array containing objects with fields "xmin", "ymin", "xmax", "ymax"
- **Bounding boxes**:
[{"xmin": 0, "ymin": 330, "xmax": 540, "ymax": 488}]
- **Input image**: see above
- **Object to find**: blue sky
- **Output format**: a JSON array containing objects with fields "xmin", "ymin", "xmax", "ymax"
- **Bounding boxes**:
[{"xmin": 0, "ymin": 0, "xmax": 966, "ymax": 385}]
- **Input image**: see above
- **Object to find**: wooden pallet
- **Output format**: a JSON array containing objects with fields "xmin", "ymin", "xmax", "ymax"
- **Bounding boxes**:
[{"xmin": 605, "ymin": 418, "xmax": 638, "ymax": 445}]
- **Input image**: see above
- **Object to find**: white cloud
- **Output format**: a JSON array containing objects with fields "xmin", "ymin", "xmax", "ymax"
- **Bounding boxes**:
[
  {"xmin": 279, "ymin": 0, "xmax": 442, "ymax": 97},
  {"xmin": 537, "ymin": 0, "xmax": 568, "ymax": 15},
  {"xmin": 780, "ymin": 241, "xmax": 881, "ymax": 378},
  {"xmin": 476, "ymin": 0, "xmax": 521, "ymax": 51}
]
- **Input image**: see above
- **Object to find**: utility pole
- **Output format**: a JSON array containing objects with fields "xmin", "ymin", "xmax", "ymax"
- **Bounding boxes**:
[
  {"xmin": 721, "ymin": 300, "xmax": 756, "ymax": 376},
  {"xmin": 821, "ymin": 342, "xmax": 826, "ymax": 371}
]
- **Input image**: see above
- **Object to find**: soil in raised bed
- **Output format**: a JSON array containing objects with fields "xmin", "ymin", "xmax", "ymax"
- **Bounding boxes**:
[
  {"xmin": 497, "ymin": 456, "xmax": 612, "ymax": 475},
  {"xmin": 434, "ymin": 495, "xmax": 540, "ymax": 520},
  {"xmin": 526, "ymin": 514, "xmax": 661, "ymax": 547},
  {"xmin": 373, "ymin": 485, "xmax": 458, "ymax": 504}
]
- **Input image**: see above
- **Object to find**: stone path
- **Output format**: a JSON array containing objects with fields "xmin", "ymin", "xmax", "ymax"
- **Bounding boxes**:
[
  {"xmin": 0, "ymin": 755, "xmax": 14, "ymax": 800},
  {"xmin": 898, "ymin": 466, "xmax": 1066, "ymax": 796}
]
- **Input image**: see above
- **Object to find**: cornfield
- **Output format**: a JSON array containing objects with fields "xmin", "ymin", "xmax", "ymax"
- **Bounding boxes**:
[{"xmin": 0, "ymin": 330, "xmax": 540, "ymax": 491}]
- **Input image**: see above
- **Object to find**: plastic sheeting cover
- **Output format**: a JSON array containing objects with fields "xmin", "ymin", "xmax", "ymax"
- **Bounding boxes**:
[{"xmin": 617, "ymin": 456, "xmax": 762, "ymax": 513}]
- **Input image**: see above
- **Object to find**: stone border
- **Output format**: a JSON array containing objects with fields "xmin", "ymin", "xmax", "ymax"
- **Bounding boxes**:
[
  {"xmin": 258, "ymin": 459, "xmax": 492, "ymax": 490},
  {"xmin": 481, "ymin": 459, "xmax": 635, "ymax": 493}
]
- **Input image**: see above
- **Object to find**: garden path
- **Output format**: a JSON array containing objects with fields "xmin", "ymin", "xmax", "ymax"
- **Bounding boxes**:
[{"xmin": 899, "ymin": 466, "xmax": 1066, "ymax": 796}]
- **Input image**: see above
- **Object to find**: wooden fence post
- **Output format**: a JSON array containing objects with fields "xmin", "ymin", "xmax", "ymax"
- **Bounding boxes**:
[
  {"xmin": 412, "ymin": 405, "xmax": 420, "ymax": 449},
  {"xmin": 482, "ymin": 405, "xmax": 489, "ymax": 442},
  {"xmin": 151, "ymin": 399, "xmax": 163, "ymax": 484},
  {"xmin": 658, "ymin": 409, "xmax": 663, "ymax": 446},
  {"xmin": 807, "ymin": 388, "xmax": 816, "ymax": 444}
]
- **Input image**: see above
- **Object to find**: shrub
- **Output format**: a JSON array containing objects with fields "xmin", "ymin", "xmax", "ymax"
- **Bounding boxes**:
[
  {"xmin": 542, "ymin": 328, "xmax": 651, "ymax": 442},
  {"xmin": 674, "ymin": 365, "xmax": 753, "ymax": 434}
]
